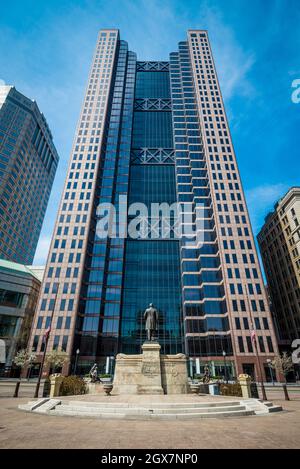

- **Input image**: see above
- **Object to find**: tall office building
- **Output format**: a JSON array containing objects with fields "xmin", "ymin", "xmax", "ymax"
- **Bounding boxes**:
[
  {"xmin": 0, "ymin": 86, "xmax": 59, "ymax": 264},
  {"xmin": 29, "ymin": 29, "xmax": 278, "ymax": 381},
  {"xmin": 258, "ymin": 187, "xmax": 300, "ymax": 347}
]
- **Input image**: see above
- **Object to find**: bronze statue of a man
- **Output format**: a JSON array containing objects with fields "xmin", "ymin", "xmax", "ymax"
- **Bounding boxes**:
[{"xmin": 144, "ymin": 303, "xmax": 158, "ymax": 341}]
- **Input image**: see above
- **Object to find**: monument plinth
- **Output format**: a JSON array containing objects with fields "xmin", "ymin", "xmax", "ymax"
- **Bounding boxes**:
[
  {"xmin": 113, "ymin": 304, "xmax": 189, "ymax": 395},
  {"xmin": 113, "ymin": 342, "xmax": 189, "ymax": 395},
  {"xmin": 113, "ymin": 342, "xmax": 163, "ymax": 395},
  {"xmin": 137, "ymin": 342, "xmax": 164, "ymax": 394}
]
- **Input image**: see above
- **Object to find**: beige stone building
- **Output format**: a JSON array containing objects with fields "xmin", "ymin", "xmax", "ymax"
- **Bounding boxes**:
[
  {"xmin": 28, "ymin": 29, "xmax": 278, "ymax": 382},
  {"xmin": 258, "ymin": 187, "xmax": 300, "ymax": 346}
]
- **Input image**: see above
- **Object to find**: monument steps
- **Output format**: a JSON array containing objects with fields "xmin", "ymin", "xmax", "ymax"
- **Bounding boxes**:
[
  {"xmin": 19, "ymin": 397, "xmax": 282, "ymax": 419},
  {"xmin": 50, "ymin": 409, "xmax": 255, "ymax": 420},
  {"xmin": 241, "ymin": 399, "xmax": 282, "ymax": 414},
  {"xmin": 62, "ymin": 399, "xmax": 241, "ymax": 409},
  {"xmin": 53, "ymin": 403, "xmax": 247, "ymax": 415}
]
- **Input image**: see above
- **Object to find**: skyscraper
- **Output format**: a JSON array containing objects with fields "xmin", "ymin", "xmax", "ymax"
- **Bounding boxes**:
[
  {"xmin": 258, "ymin": 187, "xmax": 300, "ymax": 347},
  {"xmin": 29, "ymin": 29, "xmax": 278, "ymax": 381},
  {"xmin": 0, "ymin": 86, "xmax": 59, "ymax": 264}
]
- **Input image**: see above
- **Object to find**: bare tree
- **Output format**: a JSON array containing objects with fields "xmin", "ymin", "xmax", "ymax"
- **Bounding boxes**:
[
  {"xmin": 271, "ymin": 352, "xmax": 294, "ymax": 400},
  {"xmin": 46, "ymin": 349, "xmax": 68, "ymax": 374},
  {"xmin": 13, "ymin": 349, "xmax": 36, "ymax": 380}
]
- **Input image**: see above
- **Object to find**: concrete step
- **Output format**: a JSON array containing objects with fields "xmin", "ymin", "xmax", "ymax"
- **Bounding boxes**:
[
  {"xmin": 34, "ymin": 399, "xmax": 61, "ymax": 413},
  {"xmin": 65, "ymin": 400, "xmax": 241, "ymax": 409},
  {"xmin": 266, "ymin": 405, "xmax": 283, "ymax": 413},
  {"xmin": 18, "ymin": 397, "xmax": 282, "ymax": 419},
  {"xmin": 241, "ymin": 398, "xmax": 283, "ymax": 415},
  {"xmin": 56, "ymin": 403, "xmax": 247, "ymax": 415},
  {"xmin": 50, "ymin": 408, "xmax": 255, "ymax": 420},
  {"xmin": 18, "ymin": 398, "xmax": 49, "ymax": 412}
]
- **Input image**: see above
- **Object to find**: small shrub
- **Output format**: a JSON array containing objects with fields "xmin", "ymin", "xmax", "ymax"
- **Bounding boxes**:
[
  {"xmin": 60, "ymin": 376, "xmax": 87, "ymax": 396},
  {"xmin": 220, "ymin": 382, "xmax": 242, "ymax": 397}
]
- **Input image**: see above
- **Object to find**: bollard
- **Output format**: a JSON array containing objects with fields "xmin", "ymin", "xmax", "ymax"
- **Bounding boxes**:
[
  {"xmin": 49, "ymin": 374, "xmax": 64, "ymax": 398},
  {"xmin": 238, "ymin": 374, "xmax": 252, "ymax": 399},
  {"xmin": 13, "ymin": 380, "xmax": 21, "ymax": 398}
]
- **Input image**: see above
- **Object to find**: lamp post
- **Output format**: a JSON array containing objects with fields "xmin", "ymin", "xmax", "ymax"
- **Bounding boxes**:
[
  {"xmin": 244, "ymin": 285, "xmax": 267, "ymax": 401},
  {"xmin": 222, "ymin": 350, "xmax": 228, "ymax": 383},
  {"xmin": 267, "ymin": 358, "xmax": 275, "ymax": 386},
  {"xmin": 74, "ymin": 349, "xmax": 80, "ymax": 376},
  {"xmin": 34, "ymin": 290, "xmax": 58, "ymax": 398}
]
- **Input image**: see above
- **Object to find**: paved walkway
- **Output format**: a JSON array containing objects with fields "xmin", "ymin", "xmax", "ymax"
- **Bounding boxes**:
[{"xmin": 0, "ymin": 395, "xmax": 300, "ymax": 449}]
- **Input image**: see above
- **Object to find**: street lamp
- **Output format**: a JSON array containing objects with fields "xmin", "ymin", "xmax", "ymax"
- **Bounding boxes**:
[
  {"xmin": 244, "ymin": 285, "xmax": 267, "ymax": 401},
  {"xmin": 34, "ymin": 290, "xmax": 59, "ymax": 398},
  {"xmin": 222, "ymin": 350, "xmax": 228, "ymax": 383},
  {"xmin": 74, "ymin": 349, "xmax": 80, "ymax": 376},
  {"xmin": 267, "ymin": 358, "xmax": 275, "ymax": 386}
]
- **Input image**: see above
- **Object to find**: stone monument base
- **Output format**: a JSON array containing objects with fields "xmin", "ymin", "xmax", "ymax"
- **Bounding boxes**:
[{"xmin": 113, "ymin": 342, "xmax": 188, "ymax": 395}]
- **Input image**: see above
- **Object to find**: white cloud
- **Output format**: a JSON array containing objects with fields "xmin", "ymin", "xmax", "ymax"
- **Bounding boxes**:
[
  {"xmin": 32, "ymin": 235, "xmax": 52, "ymax": 266},
  {"xmin": 245, "ymin": 183, "xmax": 289, "ymax": 234},
  {"xmin": 194, "ymin": 3, "xmax": 256, "ymax": 102}
]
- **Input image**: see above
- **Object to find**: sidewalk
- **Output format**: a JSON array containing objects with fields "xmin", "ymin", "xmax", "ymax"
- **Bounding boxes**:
[{"xmin": 0, "ymin": 396, "xmax": 300, "ymax": 449}]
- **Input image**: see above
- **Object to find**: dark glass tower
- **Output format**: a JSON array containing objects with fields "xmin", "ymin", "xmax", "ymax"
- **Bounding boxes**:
[
  {"xmin": 29, "ymin": 30, "xmax": 278, "ymax": 382},
  {"xmin": 0, "ymin": 86, "xmax": 59, "ymax": 264},
  {"xmin": 121, "ymin": 63, "xmax": 182, "ymax": 355}
]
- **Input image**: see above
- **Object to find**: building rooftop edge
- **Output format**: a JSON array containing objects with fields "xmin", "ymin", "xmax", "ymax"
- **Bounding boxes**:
[
  {"xmin": 258, "ymin": 186, "xmax": 300, "ymax": 235},
  {"xmin": 3, "ymin": 86, "xmax": 59, "ymax": 162},
  {"xmin": 0, "ymin": 258, "xmax": 43, "ymax": 282}
]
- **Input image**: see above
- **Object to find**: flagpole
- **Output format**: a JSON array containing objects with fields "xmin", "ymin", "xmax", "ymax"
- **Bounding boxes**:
[
  {"xmin": 244, "ymin": 286, "xmax": 267, "ymax": 401},
  {"xmin": 34, "ymin": 289, "xmax": 58, "ymax": 398}
]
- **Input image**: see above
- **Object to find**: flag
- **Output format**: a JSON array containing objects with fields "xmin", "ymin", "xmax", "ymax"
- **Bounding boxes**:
[
  {"xmin": 250, "ymin": 327, "xmax": 256, "ymax": 343},
  {"xmin": 43, "ymin": 327, "xmax": 51, "ymax": 342}
]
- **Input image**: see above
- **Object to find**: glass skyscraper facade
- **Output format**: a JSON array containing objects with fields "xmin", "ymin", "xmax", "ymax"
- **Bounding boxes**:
[
  {"xmin": 0, "ymin": 86, "xmax": 59, "ymax": 264},
  {"xmin": 29, "ymin": 30, "xmax": 278, "ymax": 381}
]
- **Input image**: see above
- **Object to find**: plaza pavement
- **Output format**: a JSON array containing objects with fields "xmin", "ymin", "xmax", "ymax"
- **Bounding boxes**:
[{"xmin": 0, "ymin": 393, "xmax": 300, "ymax": 449}]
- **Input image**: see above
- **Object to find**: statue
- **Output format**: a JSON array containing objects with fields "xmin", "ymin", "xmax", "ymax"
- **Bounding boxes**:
[
  {"xmin": 144, "ymin": 303, "xmax": 158, "ymax": 341},
  {"xmin": 203, "ymin": 365, "xmax": 211, "ymax": 384},
  {"xmin": 89, "ymin": 363, "xmax": 99, "ymax": 383}
]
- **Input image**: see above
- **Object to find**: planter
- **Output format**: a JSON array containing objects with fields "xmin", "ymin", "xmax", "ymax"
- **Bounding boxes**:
[
  {"xmin": 100, "ymin": 377, "xmax": 112, "ymax": 384},
  {"xmin": 103, "ymin": 383, "xmax": 113, "ymax": 396},
  {"xmin": 189, "ymin": 383, "xmax": 200, "ymax": 394},
  {"xmin": 220, "ymin": 382, "xmax": 243, "ymax": 397},
  {"xmin": 198, "ymin": 383, "xmax": 209, "ymax": 394}
]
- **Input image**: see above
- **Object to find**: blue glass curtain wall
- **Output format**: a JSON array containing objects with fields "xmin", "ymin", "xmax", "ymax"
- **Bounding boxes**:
[
  {"xmin": 119, "ymin": 62, "xmax": 183, "ymax": 354},
  {"xmin": 169, "ymin": 43, "xmax": 232, "ymax": 357}
]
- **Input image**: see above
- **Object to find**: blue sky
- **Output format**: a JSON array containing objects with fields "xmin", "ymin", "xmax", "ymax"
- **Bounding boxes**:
[{"xmin": 0, "ymin": 0, "xmax": 299, "ymax": 264}]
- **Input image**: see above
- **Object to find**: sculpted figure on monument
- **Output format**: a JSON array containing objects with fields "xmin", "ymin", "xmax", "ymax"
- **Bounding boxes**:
[
  {"xmin": 202, "ymin": 365, "xmax": 211, "ymax": 384},
  {"xmin": 144, "ymin": 303, "xmax": 158, "ymax": 341},
  {"xmin": 89, "ymin": 363, "xmax": 99, "ymax": 383}
]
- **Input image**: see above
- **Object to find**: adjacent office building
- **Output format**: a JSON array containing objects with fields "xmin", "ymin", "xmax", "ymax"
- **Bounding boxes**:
[
  {"xmin": 0, "ymin": 259, "xmax": 43, "ymax": 375},
  {"xmin": 0, "ymin": 86, "xmax": 59, "ymax": 264},
  {"xmin": 29, "ymin": 29, "xmax": 278, "ymax": 380},
  {"xmin": 258, "ymin": 187, "xmax": 300, "ymax": 347}
]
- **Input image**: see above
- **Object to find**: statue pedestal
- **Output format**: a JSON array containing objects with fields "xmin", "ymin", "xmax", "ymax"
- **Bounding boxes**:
[
  {"xmin": 137, "ymin": 342, "xmax": 163, "ymax": 395},
  {"xmin": 113, "ymin": 342, "xmax": 189, "ymax": 395}
]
